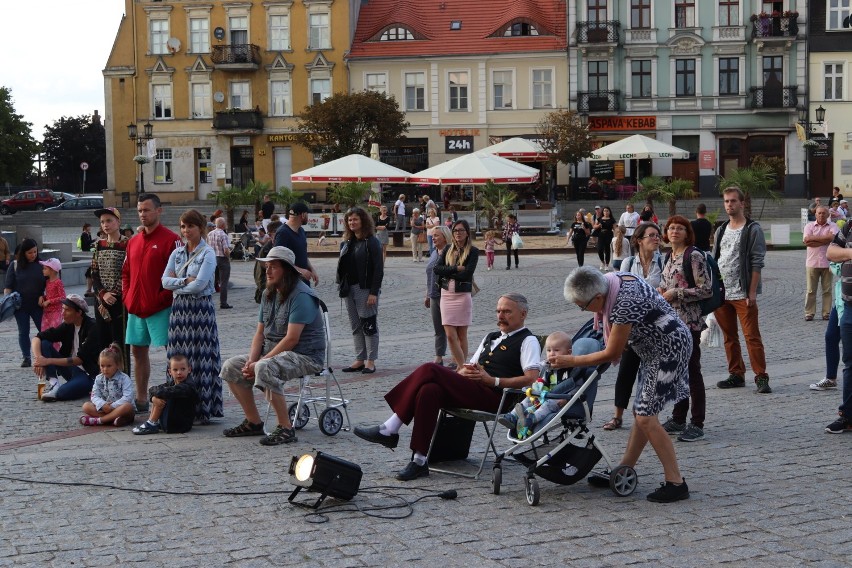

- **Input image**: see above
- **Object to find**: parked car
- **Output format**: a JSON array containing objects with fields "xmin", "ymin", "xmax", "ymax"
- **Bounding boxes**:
[
  {"xmin": 52, "ymin": 191, "xmax": 77, "ymax": 205},
  {"xmin": 44, "ymin": 196, "xmax": 104, "ymax": 212},
  {"xmin": 0, "ymin": 189, "xmax": 55, "ymax": 215}
]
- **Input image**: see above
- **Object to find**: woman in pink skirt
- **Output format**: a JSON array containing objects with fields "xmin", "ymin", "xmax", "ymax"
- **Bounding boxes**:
[{"xmin": 433, "ymin": 220, "xmax": 479, "ymax": 368}]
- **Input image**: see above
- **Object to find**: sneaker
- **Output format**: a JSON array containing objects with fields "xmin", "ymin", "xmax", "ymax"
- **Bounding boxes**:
[
  {"xmin": 259, "ymin": 425, "xmax": 297, "ymax": 446},
  {"xmin": 497, "ymin": 412, "xmax": 518, "ymax": 430},
  {"xmin": 223, "ymin": 419, "xmax": 265, "ymax": 437},
  {"xmin": 21, "ymin": 357, "xmax": 31, "ymax": 368},
  {"xmin": 754, "ymin": 374, "xmax": 772, "ymax": 394},
  {"xmin": 717, "ymin": 374, "xmax": 745, "ymax": 389},
  {"xmin": 825, "ymin": 415, "xmax": 852, "ymax": 434},
  {"xmin": 662, "ymin": 417, "xmax": 685, "ymax": 435},
  {"xmin": 677, "ymin": 424, "xmax": 705, "ymax": 442},
  {"xmin": 810, "ymin": 378, "xmax": 837, "ymax": 391},
  {"xmin": 133, "ymin": 421, "xmax": 161, "ymax": 435},
  {"xmin": 647, "ymin": 479, "xmax": 690, "ymax": 503},
  {"xmin": 40, "ymin": 381, "xmax": 61, "ymax": 402}
]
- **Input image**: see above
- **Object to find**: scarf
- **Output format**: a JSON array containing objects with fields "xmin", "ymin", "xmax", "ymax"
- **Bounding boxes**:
[{"xmin": 593, "ymin": 272, "xmax": 623, "ymax": 362}]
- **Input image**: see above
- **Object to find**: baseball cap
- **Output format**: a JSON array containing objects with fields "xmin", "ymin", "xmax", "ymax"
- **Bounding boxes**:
[
  {"xmin": 39, "ymin": 258, "xmax": 62, "ymax": 272},
  {"xmin": 841, "ymin": 200, "xmax": 848, "ymax": 204},
  {"xmin": 94, "ymin": 207, "xmax": 121, "ymax": 221},
  {"xmin": 594, "ymin": 205, "xmax": 602, "ymax": 209},
  {"xmin": 256, "ymin": 246, "xmax": 299, "ymax": 273},
  {"xmin": 289, "ymin": 202, "xmax": 310, "ymax": 216},
  {"xmin": 62, "ymin": 294, "xmax": 89, "ymax": 314}
]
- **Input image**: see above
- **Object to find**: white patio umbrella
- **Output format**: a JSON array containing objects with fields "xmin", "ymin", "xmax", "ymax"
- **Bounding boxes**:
[
  {"xmin": 590, "ymin": 134, "xmax": 689, "ymax": 160},
  {"xmin": 481, "ymin": 137, "xmax": 550, "ymax": 161},
  {"xmin": 290, "ymin": 153, "xmax": 411, "ymax": 184},
  {"xmin": 409, "ymin": 152, "xmax": 540, "ymax": 185}
]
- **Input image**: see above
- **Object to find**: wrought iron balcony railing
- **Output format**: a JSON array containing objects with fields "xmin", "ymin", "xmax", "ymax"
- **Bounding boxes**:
[
  {"xmin": 577, "ymin": 90, "xmax": 621, "ymax": 113},
  {"xmin": 749, "ymin": 85, "xmax": 798, "ymax": 109},
  {"xmin": 212, "ymin": 109, "xmax": 263, "ymax": 131},
  {"xmin": 576, "ymin": 21, "xmax": 621, "ymax": 44},
  {"xmin": 211, "ymin": 44, "xmax": 261, "ymax": 68},
  {"xmin": 751, "ymin": 15, "xmax": 799, "ymax": 38}
]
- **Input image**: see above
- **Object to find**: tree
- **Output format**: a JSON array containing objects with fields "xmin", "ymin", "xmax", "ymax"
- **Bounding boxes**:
[
  {"xmin": 273, "ymin": 185, "xmax": 304, "ymax": 214},
  {"xmin": 327, "ymin": 182, "xmax": 373, "ymax": 211},
  {"xmin": 631, "ymin": 176, "xmax": 697, "ymax": 218},
  {"xmin": 41, "ymin": 114, "xmax": 106, "ymax": 193},
  {"xmin": 0, "ymin": 87, "xmax": 39, "ymax": 186},
  {"xmin": 296, "ymin": 91, "xmax": 409, "ymax": 163},
  {"xmin": 536, "ymin": 109, "xmax": 594, "ymax": 193},
  {"xmin": 212, "ymin": 185, "xmax": 252, "ymax": 229},
  {"xmin": 717, "ymin": 163, "xmax": 780, "ymax": 219},
  {"xmin": 476, "ymin": 181, "xmax": 517, "ymax": 229}
]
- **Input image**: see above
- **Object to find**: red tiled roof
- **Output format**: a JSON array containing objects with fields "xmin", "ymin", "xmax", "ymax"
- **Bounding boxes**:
[{"xmin": 349, "ymin": 0, "xmax": 567, "ymax": 59}]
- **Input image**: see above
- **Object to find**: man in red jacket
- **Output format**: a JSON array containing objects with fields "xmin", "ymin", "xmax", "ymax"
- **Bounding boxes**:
[{"xmin": 122, "ymin": 193, "xmax": 180, "ymax": 410}]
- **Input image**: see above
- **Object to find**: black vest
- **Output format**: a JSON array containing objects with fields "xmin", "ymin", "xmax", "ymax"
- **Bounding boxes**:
[{"xmin": 476, "ymin": 328, "xmax": 534, "ymax": 378}]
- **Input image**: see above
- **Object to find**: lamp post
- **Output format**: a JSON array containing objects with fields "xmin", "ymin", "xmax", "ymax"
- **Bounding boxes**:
[
  {"xmin": 128, "ymin": 121, "xmax": 154, "ymax": 194},
  {"xmin": 798, "ymin": 105, "xmax": 826, "ymax": 199}
]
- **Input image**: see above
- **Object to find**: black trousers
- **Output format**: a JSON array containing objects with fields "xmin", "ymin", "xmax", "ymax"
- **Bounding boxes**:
[
  {"xmin": 597, "ymin": 234, "xmax": 613, "ymax": 265},
  {"xmin": 613, "ymin": 346, "xmax": 641, "ymax": 410},
  {"xmin": 505, "ymin": 240, "xmax": 519, "ymax": 268},
  {"xmin": 573, "ymin": 238, "xmax": 588, "ymax": 266}
]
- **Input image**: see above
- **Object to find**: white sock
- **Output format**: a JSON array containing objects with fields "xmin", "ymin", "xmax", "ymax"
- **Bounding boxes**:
[
  {"xmin": 379, "ymin": 414, "xmax": 403, "ymax": 435},
  {"xmin": 412, "ymin": 452, "xmax": 427, "ymax": 466}
]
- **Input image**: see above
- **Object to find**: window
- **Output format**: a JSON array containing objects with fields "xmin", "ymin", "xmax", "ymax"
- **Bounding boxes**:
[
  {"xmin": 270, "ymin": 80, "xmax": 291, "ymax": 116},
  {"xmin": 449, "ymin": 72, "xmax": 469, "ymax": 110},
  {"xmin": 152, "ymin": 84, "xmax": 173, "ymax": 118},
  {"xmin": 150, "ymin": 19, "xmax": 169, "ymax": 54},
  {"xmin": 230, "ymin": 16, "xmax": 248, "ymax": 44},
  {"xmin": 405, "ymin": 72, "xmax": 425, "ymax": 110},
  {"xmin": 631, "ymin": 60, "xmax": 652, "ymax": 98},
  {"xmin": 532, "ymin": 69, "xmax": 553, "ymax": 108},
  {"xmin": 366, "ymin": 73, "xmax": 387, "ymax": 94},
  {"xmin": 631, "ymin": 0, "xmax": 651, "ymax": 28},
  {"xmin": 825, "ymin": 63, "xmax": 845, "ymax": 100},
  {"xmin": 675, "ymin": 0, "xmax": 695, "ymax": 27},
  {"xmin": 587, "ymin": 0, "xmax": 607, "ymax": 22},
  {"xmin": 504, "ymin": 22, "xmax": 539, "ymax": 36},
  {"xmin": 230, "ymin": 81, "xmax": 251, "ymax": 109},
  {"xmin": 190, "ymin": 18, "xmax": 209, "ymax": 53},
  {"xmin": 380, "ymin": 27, "xmax": 414, "ymax": 40},
  {"xmin": 493, "ymin": 70, "xmax": 513, "ymax": 109},
  {"xmin": 311, "ymin": 78, "xmax": 330, "ymax": 105},
  {"xmin": 269, "ymin": 14, "xmax": 290, "ymax": 50},
  {"xmin": 763, "ymin": 55, "xmax": 783, "ymax": 86},
  {"xmin": 309, "ymin": 13, "xmax": 330, "ymax": 49},
  {"xmin": 588, "ymin": 61, "xmax": 608, "ymax": 91},
  {"xmin": 154, "ymin": 149, "xmax": 173, "ymax": 183},
  {"xmin": 719, "ymin": 0, "xmax": 739, "ymax": 26},
  {"xmin": 828, "ymin": 0, "xmax": 851, "ymax": 29},
  {"xmin": 191, "ymin": 83, "xmax": 212, "ymax": 118},
  {"xmin": 719, "ymin": 58, "xmax": 739, "ymax": 95},
  {"xmin": 675, "ymin": 59, "xmax": 696, "ymax": 96}
]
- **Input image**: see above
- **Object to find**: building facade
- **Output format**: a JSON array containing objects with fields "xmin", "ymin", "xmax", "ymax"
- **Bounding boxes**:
[
  {"xmin": 569, "ymin": 0, "xmax": 808, "ymax": 196},
  {"xmin": 103, "ymin": 0, "xmax": 361, "ymax": 206}
]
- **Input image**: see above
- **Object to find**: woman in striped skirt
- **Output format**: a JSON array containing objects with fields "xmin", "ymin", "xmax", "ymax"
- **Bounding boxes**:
[{"xmin": 162, "ymin": 209, "xmax": 222, "ymax": 423}]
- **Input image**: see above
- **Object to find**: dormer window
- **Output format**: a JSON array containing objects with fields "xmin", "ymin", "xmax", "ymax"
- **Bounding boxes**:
[
  {"xmin": 450, "ymin": 21, "xmax": 462, "ymax": 30},
  {"xmin": 504, "ymin": 22, "xmax": 539, "ymax": 36},
  {"xmin": 380, "ymin": 26, "xmax": 414, "ymax": 41}
]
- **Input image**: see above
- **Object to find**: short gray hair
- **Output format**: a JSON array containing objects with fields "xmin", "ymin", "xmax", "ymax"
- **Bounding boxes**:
[
  {"xmin": 500, "ymin": 292, "xmax": 529, "ymax": 314},
  {"xmin": 434, "ymin": 225, "xmax": 451, "ymax": 243},
  {"xmin": 215, "ymin": 217, "xmax": 226, "ymax": 229},
  {"xmin": 564, "ymin": 266, "xmax": 608, "ymax": 304}
]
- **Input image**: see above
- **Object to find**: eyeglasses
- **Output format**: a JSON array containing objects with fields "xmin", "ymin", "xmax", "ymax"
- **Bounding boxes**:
[
  {"xmin": 452, "ymin": 229, "xmax": 467, "ymax": 233},
  {"xmin": 578, "ymin": 294, "xmax": 599, "ymax": 311},
  {"xmin": 642, "ymin": 233, "xmax": 661, "ymax": 239}
]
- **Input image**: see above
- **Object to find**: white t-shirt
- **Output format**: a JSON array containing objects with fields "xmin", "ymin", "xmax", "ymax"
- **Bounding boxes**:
[
  {"xmin": 718, "ymin": 226, "xmax": 745, "ymax": 300},
  {"xmin": 618, "ymin": 211, "xmax": 640, "ymax": 236},
  {"xmin": 395, "ymin": 199, "xmax": 406, "ymax": 216}
]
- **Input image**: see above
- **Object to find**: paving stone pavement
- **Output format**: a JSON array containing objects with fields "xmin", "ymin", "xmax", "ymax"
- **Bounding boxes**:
[{"xmin": 1, "ymin": 247, "xmax": 850, "ymax": 567}]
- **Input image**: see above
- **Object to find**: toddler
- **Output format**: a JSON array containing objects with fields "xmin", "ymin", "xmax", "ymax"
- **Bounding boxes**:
[
  {"xmin": 39, "ymin": 258, "xmax": 65, "ymax": 333},
  {"xmin": 483, "ymin": 231, "xmax": 503, "ymax": 271},
  {"xmin": 133, "ymin": 353, "xmax": 199, "ymax": 435},
  {"xmin": 80, "ymin": 344, "xmax": 135, "ymax": 427}
]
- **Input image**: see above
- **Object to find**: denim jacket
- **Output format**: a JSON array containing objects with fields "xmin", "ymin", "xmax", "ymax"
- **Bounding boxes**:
[
  {"xmin": 162, "ymin": 241, "xmax": 217, "ymax": 296},
  {"xmin": 91, "ymin": 371, "xmax": 135, "ymax": 411}
]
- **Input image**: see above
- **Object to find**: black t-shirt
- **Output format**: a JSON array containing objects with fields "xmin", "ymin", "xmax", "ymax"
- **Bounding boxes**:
[
  {"xmin": 691, "ymin": 217, "xmax": 713, "ymax": 252},
  {"xmin": 598, "ymin": 217, "xmax": 615, "ymax": 238},
  {"xmin": 830, "ymin": 195, "xmax": 844, "ymax": 207},
  {"xmin": 570, "ymin": 221, "xmax": 591, "ymax": 241}
]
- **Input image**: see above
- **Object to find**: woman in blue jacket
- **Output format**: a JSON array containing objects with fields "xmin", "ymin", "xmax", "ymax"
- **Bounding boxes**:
[{"xmin": 4, "ymin": 238, "xmax": 45, "ymax": 367}]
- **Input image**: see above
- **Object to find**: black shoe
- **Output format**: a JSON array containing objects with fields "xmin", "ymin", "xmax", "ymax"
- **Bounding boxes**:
[
  {"xmin": 361, "ymin": 367, "xmax": 376, "ymax": 374},
  {"xmin": 717, "ymin": 374, "xmax": 745, "ymax": 389},
  {"xmin": 353, "ymin": 425, "xmax": 399, "ymax": 449},
  {"xmin": 220, "ymin": 304, "xmax": 233, "ymax": 309},
  {"xmin": 646, "ymin": 479, "xmax": 689, "ymax": 503},
  {"xmin": 396, "ymin": 461, "xmax": 429, "ymax": 481},
  {"xmin": 342, "ymin": 364, "xmax": 365, "ymax": 372},
  {"xmin": 825, "ymin": 415, "xmax": 852, "ymax": 434},
  {"xmin": 21, "ymin": 357, "xmax": 31, "ymax": 368}
]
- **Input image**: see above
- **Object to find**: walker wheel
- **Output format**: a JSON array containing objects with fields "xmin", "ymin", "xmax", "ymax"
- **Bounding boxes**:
[
  {"xmin": 288, "ymin": 403, "xmax": 310, "ymax": 429},
  {"xmin": 491, "ymin": 467, "xmax": 502, "ymax": 495},
  {"xmin": 319, "ymin": 407, "xmax": 343, "ymax": 436},
  {"xmin": 524, "ymin": 477, "xmax": 540, "ymax": 506},
  {"xmin": 610, "ymin": 465, "xmax": 638, "ymax": 497}
]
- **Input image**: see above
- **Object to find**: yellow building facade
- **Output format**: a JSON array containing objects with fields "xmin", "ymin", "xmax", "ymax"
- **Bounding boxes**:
[{"xmin": 104, "ymin": 0, "xmax": 358, "ymax": 206}]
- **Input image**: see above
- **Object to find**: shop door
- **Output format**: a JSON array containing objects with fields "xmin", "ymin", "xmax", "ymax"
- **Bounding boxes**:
[
  {"xmin": 197, "ymin": 148, "xmax": 212, "ymax": 199},
  {"xmin": 231, "ymin": 146, "xmax": 254, "ymax": 188},
  {"xmin": 274, "ymin": 147, "xmax": 292, "ymax": 192},
  {"xmin": 672, "ymin": 161, "xmax": 699, "ymax": 188}
]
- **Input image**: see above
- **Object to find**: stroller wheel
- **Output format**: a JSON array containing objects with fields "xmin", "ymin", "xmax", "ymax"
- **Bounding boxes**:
[
  {"xmin": 319, "ymin": 407, "xmax": 343, "ymax": 436},
  {"xmin": 609, "ymin": 465, "xmax": 638, "ymax": 497},
  {"xmin": 491, "ymin": 467, "xmax": 502, "ymax": 495},
  {"xmin": 524, "ymin": 477, "xmax": 540, "ymax": 506},
  {"xmin": 288, "ymin": 403, "xmax": 310, "ymax": 430}
]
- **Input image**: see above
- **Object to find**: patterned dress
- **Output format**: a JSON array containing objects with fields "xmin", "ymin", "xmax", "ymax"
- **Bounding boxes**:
[
  {"xmin": 610, "ymin": 277, "xmax": 692, "ymax": 416},
  {"xmin": 91, "ymin": 236, "xmax": 129, "ymax": 364}
]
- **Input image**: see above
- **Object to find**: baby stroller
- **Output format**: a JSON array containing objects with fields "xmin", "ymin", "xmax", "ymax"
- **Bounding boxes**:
[
  {"xmin": 230, "ymin": 232, "xmax": 255, "ymax": 261},
  {"xmin": 491, "ymin": 319, "xmax": 637, "ymax": 505}
]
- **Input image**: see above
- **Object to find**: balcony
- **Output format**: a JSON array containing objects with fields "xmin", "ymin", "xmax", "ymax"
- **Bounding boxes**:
[
  {"xmin": 211, "ymin": 44, "xmax": 261, "ymax": 70},
  {"xmin": 577, "ymin": 90, "xmax": 621, "ymax": 113},
  {"xmin": 751, "ymin": 15, "xmax": 799, "ymax": 39},
  {"xmin": 749, "ymin": 86, "xmax": 798, "ymax": 110},
  {"xmin": 213, "ymin": 109, "xmax": 263, "ymax": 133},
  {"xmin": 576, "ymin": 21, "xmax": 621, "ymax": 45}
]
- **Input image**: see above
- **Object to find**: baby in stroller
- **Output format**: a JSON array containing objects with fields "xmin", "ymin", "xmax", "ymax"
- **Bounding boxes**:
[{"xmin": 498, "ymin": 331, "xmax": 600, "ymax": 439}]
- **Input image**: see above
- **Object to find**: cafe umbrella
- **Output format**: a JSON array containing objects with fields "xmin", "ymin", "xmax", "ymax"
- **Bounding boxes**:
[{"xmin": 589, "ymin": 134, "xmax": 689, "ymax": 184}]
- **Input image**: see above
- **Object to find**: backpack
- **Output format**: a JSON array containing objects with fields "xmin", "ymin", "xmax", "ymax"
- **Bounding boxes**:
[{"xmin": 667, "ymin": 246, "xmax": 725, "ymax": 316}]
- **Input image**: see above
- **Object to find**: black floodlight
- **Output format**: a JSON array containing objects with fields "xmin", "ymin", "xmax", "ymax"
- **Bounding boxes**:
[{"xmin": 288, "ymin": 451, "xmax": 362, "ymax": 509}]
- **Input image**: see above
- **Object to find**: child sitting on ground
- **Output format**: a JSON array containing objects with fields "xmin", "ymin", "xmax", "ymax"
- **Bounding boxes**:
[
  {"xmin": 133, "ymin": 353, "xmax": 199, "ymax": 435},
  {"xmin": 80, "ymin": 343, "xmax": 135, "ymax": 427}
]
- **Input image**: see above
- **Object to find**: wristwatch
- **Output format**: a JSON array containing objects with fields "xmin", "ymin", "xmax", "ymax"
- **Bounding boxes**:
[{"xmin": 494, "ymin": 377, "xmax": 501, "ymax": 387}]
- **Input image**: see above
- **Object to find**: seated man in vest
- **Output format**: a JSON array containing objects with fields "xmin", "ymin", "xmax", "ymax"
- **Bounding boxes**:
[
  {"xmin": 355, "ymin": 292, "xmax": 541, "ymax": 481},
  {"xmin": 33, "ymin": 294, "xmax": 105, "ymax": 401},
  {"xmin": 220, "ymin": 247, "xmax": 325, "ymax": 446}
]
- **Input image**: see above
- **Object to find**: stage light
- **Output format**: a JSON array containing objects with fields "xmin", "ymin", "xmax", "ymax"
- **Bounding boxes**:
[{"xmin": 288, "ymin": 451, "xmax": 362, "ymax": 509}]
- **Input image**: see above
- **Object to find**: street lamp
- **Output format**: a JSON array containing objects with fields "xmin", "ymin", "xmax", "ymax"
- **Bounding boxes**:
[
  {"xmin": 798, "ymin": 106, "xmax": 827, "ymax": 199},
  {"xmin": 128, "ymin": 121, "xmax": 154, "ymax": 193}
]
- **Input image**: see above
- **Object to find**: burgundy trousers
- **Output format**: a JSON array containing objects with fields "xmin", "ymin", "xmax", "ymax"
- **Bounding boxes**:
[{"xmin": 384, "ymin": 363, "xmax": 502, "ymax": 454}]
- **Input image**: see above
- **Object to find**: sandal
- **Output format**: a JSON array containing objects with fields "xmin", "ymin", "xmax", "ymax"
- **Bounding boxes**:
[{"xmin": 602, "ymin": 417, "xmax": 623, "ymax": 431}]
